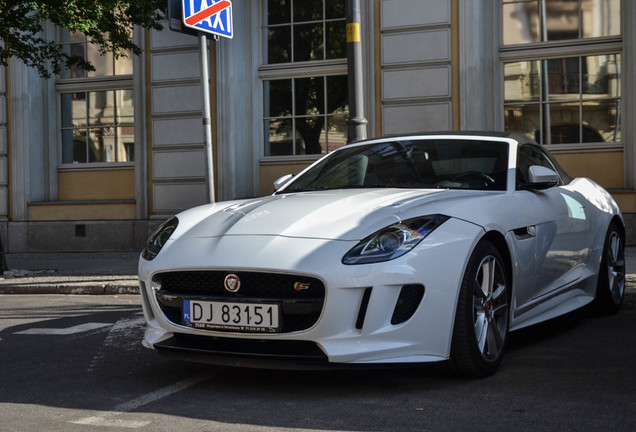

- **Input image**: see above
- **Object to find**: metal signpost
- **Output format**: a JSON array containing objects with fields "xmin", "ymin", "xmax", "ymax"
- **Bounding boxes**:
[{"xmin": 173, "ymin": 0, "xmax": 234, "ymax": 203}]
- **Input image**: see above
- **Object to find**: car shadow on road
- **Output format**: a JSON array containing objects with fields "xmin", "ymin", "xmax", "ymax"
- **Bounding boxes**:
[{"xmin": 506, "ymin": 306, "xmax": 591, "ymax": 350}]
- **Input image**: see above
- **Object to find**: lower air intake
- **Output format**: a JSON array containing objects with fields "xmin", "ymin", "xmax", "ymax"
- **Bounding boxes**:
[{"xmin": 391, "ymin": 284, "xmax": 425, "ymax": 325}]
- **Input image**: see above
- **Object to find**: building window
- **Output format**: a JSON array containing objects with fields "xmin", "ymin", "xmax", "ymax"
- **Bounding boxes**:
[
  {"xmin": 261, "ymin": 0, "xmax": 348, "ymax": 157},
  {"xmin": 60, "ymin": 90, "xmax": 135, "ymax": 163},
  {"xmin": 57, "ymin": 30, "xmax": 134, "ymax": 164},
  {"xmin": 501, "ymin": 0, "xmax": 622, "ymax": 148},
  {"xmin": 504, "ymin": 54, "xmax": 621, "ymax": 145},
  {"xmin": 502, "ymin": 0, "xmax": 620, "ymax": 45}
]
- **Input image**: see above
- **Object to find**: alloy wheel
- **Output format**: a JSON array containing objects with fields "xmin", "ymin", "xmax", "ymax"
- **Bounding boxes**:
[
  {"xmin": 472, "ymin": 255, "xmax": 509, "ymax": 361},
  {"xmin": 606, "ymin": 231, "xmax": 626, "ymax": 305}
]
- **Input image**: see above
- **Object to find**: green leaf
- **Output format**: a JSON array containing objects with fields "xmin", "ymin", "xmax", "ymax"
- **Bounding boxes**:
[{"xmin": 0, "ymin": 0, "xmax": 168, "ymax": 78}]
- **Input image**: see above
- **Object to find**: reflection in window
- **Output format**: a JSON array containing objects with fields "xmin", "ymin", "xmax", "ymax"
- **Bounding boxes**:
[
  {"xmin": 502, "ymin": 0, "xmax": 620, "ymax": 45},
  {"xmin": 504, "ymin": 54, "xmax": 621, "ymax": 145},
  {"xmin": 58, "ymin": 31, "xmax": 133, "ymax": 78},
  {"xmin": 262, "ymin": 0, "xmax": 348, "ymax": 157},
  {"xmin": 264, "ymin": 75, "xmax": 348, "ymax": 156},
  {"xmin": 264, "ymin": 0, "xmax": 346, "ymax": 64},
  {"xmin": 517, "ymin": 144, "xmax": 562, "ymax": 186},
  {"xmin": 57, "ymin": 28, "xmax": 134, "ymax": 164},
  {"xmin": 61, "ymin": 90, "xmax": 134, "ymax": 163}
]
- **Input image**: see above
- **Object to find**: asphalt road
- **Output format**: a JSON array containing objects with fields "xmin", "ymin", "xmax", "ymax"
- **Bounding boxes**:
[{"xmin": 1, "ymin": 294, "xmax": 635, "ymax": 432}]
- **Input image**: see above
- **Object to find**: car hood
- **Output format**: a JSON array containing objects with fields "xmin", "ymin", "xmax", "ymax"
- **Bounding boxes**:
[{"xmin": 176, "ymin": 188, "xmax": 500, "ymax": 242}]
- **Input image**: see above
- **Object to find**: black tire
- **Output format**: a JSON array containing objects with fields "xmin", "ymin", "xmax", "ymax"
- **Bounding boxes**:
[
  {"xmin": 446, "ymin": 240, "xmax": 510, "ymax": 378},
  {"xmin": 594, "ymin": 222, "xmax": 625, "ymax": 315}
]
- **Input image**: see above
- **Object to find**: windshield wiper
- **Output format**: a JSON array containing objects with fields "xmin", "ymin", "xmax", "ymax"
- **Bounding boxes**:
[
  {"xmin": 294, "ymin": 185, "xmax": 389, "ymax": 192},
  {"xmin": 277, "ymin": 186, "xmax": 329, "ymax": 193}
]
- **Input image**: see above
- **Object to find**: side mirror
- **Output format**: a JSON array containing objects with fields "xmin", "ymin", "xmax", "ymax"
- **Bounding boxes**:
[
  {"xmin": 527, "ymin": 165, "xmax": 559, "ymax": 190},
  {"xmin": 273, "ymin": 174, "xmax": 294, "ymax": 190}
]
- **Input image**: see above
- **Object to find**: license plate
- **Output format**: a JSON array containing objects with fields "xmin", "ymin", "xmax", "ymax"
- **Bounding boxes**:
[{"xmin": 183, "ymin": 300, "xmax": 280, "ymax": 332}]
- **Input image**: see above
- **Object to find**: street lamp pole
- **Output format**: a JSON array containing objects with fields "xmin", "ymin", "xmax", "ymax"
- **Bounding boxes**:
[{"xmin": 346, "ymin": 0, "xmax": 368, "ymax": 143}]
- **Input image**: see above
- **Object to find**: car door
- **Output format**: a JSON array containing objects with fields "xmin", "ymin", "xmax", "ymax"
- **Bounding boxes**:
[{"xmin": 517, "ymin": 145, "xmax": 593, "ymax": 300}]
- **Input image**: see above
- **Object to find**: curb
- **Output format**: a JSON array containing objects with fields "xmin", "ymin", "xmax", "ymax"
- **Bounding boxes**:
[
  {"xmin": 0, "ymin": 275, "xmax": 139, "ymax": 295},
  {"xmin": 624, "ymin": 275, "xmax": 636, "ymax": 306}
]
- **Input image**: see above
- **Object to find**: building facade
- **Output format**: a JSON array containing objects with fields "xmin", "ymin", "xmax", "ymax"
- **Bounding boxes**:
[{"xmin": 1, "ymin": 0, "xmax": 635, "ymax": 252}]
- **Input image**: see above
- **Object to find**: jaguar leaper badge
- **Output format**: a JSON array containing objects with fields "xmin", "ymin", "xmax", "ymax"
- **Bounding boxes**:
[{"xmin": 224, "ymin": 274, "xmax": 241, "ymax": 292}]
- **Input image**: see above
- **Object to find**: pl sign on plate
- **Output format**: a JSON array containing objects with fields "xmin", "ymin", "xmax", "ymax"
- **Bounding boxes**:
[{"xmin": 182, "ymin": 0, "xmax": 233, "ymax": 39}]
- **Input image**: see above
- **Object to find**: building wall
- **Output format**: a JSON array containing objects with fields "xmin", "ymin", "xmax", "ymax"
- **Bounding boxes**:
[
  {"xmin": 378, "ymin": 0, "xmax": 454, "ymax": 135},
  {"xmin": 2, "ymin": 1, "xmax": 636, "ymax": 252},
  {"xmin": 147, "ymin": 26, "xmax": 209, "ymax": 216},
  {"xmin": 554, "ymin": 151, "xmax": 624, "ymax": 189},
  {"xmin": 28, "ymin": 169, "xmax": 136, "ymax": 221}
]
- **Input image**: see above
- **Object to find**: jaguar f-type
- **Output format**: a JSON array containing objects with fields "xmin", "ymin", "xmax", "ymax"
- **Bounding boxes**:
[{"xmin": 138, "ymin": 132, "xmax": 625, "ymax": 377}]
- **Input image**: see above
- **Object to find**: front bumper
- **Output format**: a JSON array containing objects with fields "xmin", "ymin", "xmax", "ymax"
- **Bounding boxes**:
[{"xmin": 138, "ymin": 218, "xmax": 482, "ymax": 367}]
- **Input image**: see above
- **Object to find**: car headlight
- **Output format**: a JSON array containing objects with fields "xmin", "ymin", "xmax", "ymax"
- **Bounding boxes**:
[
  {"xmin": 342, "ymin": 215, "xmax": 449, "ymax": 265},
  {"xmin": 142, "ymin": 217, "xmax": 179, "ymax": 261}
]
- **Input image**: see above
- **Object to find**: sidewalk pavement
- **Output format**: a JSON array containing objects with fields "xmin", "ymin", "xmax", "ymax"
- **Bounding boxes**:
[
  {"xmin": 0, "ymin": 250, "xmax": 635, "ymax": 304},
  {"xmin": 0, "ymin": 252, "xmax": 139, "ymax": 295}
]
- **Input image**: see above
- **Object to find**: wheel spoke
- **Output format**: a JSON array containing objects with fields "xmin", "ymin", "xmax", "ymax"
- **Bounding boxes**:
[
  {"xmin": 609, "ymin": 235, "xmax": 621, "ymax": 265},
  {"xmin": 607, "ymin": 232, "xmax": 625, "ymax": 303},
  {"xmin": 474, "ymin": 313, "xmax": 488, "ymax": 353},
  {"xmin": 482, "ymin": 258, "xmax": 495, "ymax": 297},
  {"xmin": 610, "ymin": 268, "xmax": 625, "ymax": 302},
  {"xmin": 492, "ymin": 282, "xmax": 506, "ymax": 303},
  {"xmin": 486, "ymin": 320, "xmax": 504, "ymax": 358},
  {"xmin": 473, "ymin": 279, "xmax": 487, "ymax": 301},
  {"xmin": 491, "ymin": 301, "xmax": 507, "ymax": 316}
]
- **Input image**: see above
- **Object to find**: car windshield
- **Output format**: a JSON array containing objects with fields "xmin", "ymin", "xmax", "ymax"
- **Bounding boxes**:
[{"xmin": 280, "ymin": 138, "xmax": 509, "ymax": 193}]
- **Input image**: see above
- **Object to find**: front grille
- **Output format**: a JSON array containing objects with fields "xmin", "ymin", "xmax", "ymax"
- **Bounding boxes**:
[{"xmin": 153, "ymin": 270, "xmax": 325, "ymax": 333}]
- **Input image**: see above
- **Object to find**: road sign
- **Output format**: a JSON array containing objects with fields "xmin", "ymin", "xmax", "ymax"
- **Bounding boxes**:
[{"xmin": 182, "ymin": 0, "xmax": 233, "ymax": 39}]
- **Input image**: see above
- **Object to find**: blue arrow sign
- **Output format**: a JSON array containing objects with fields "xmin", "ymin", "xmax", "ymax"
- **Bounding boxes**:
[{"xmin": 182, "ymin": 0, "xmax": 233, "ymax": 39}]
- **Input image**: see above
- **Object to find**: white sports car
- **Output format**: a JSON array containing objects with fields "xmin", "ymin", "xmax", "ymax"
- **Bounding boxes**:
[{"xmin": 138, "ymin": 132, "xmax": 625, "ymax": 377}]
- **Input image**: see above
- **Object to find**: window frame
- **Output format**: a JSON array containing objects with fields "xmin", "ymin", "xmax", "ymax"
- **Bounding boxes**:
[
  {"xmin": 499, "ymin": 0, "xmax": 623, "ymax": 151},
  {"xmin": 55, "ymin": 29, "xmax": 136, "ymax": 169},
  {"xmin": 259, "ymin": 0, "xmax": 349, "ymax": 161}
]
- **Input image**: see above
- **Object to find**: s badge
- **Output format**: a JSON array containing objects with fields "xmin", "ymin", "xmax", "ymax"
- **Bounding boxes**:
[{"xmin": 294, "ymin": 282, "xmax": 310, "ymax": 291}]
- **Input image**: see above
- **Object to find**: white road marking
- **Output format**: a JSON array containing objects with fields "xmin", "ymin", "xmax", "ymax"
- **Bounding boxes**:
[
  {"xmin": 87, "ymin": 314, "xmax": 145, "ymax": 372},
  {"xmin": 14, "ymin": 322, "xmax": 112, "ymax": 335},
  {"xmin": 113, "ymin": 372, "xmax": 214, "ymax": 412},
  {"xmin": 70, "ymin": 372, "xmax": 213, "ymax": 428},
  {"xmin": 70, "ymin": 417, "xmax": 150, "ymax": 428}
]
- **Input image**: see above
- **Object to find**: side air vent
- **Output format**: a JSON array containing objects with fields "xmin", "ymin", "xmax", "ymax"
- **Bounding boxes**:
[{"xmin": 391, "ymin": 284, "xmax": 425, "ymax": 325}]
